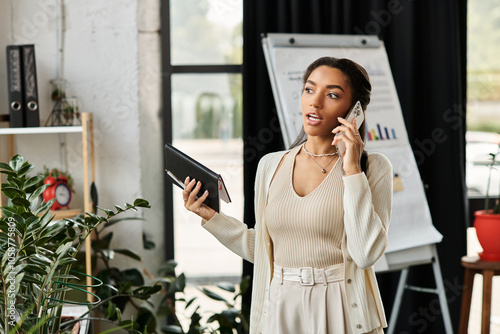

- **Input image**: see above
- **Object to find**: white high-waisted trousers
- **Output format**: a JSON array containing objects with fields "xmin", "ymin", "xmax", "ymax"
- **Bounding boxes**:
[{"xmin": 263, "ymin": 263, "xmax": 380, "ymax": 334}]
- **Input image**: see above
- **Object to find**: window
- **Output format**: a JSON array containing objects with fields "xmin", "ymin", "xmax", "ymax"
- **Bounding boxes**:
[
  {"xmin": 466, "ymin": 0, "xmax": 500, "ymax": 197},
  {"xmin": 163, "ymin": 0, "xmax": 243, "ymax": 283}
]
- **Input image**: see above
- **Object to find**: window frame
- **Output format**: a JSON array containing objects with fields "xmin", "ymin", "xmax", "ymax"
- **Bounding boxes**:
[{"xmin": 161, "ymin": 0, "xmax": 243, "ymax": 260}]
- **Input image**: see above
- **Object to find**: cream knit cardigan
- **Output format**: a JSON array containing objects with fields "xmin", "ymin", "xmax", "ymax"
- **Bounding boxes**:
[{"xmin": 203, "ymin": 149, "xmax": 393, "ymax": 334}]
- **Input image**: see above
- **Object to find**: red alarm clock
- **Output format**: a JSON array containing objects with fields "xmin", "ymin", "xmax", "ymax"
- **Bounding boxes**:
[{"xmin": 43, "ymin": 170, "xmax": 72, "ymax": 210}]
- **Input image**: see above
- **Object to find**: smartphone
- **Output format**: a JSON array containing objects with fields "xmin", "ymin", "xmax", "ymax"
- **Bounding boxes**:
[{"xmin": 335, "ymin": 101, "xmax": 364, "ymax": 157}]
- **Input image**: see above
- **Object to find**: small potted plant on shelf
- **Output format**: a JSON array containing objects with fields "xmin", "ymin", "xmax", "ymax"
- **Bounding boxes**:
[{"xmin": 474, "ymin": 139, "xmax": 500, "ymax": 261}]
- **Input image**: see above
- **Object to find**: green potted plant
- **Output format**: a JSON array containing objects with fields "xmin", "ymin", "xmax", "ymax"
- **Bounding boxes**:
[
  {"xmin": 474, "ymin": 141, "xmax": 500, "ymax": 261},
  {"xmin": 0, "ymin": 155, "xmax": 158, "ymax": 333}
]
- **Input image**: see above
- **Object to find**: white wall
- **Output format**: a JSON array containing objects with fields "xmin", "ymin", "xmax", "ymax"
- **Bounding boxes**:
[
  {"xmin": 0, "ymin": 0, "xmax": 164, "ymax": 281},
  {"xmin": 137, "ymin": 0, "xmax": 165, "ymax": 280}
]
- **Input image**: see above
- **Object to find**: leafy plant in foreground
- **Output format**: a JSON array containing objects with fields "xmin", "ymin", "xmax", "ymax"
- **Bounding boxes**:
[{"xmin": 0, "ymin": 155, "xmax": 152, "ymax": 333}]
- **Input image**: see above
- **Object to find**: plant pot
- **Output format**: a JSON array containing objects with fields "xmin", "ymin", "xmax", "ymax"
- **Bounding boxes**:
[{"xmin": 474, "ymin": 210, "xmax": 500, "ymax": 261}]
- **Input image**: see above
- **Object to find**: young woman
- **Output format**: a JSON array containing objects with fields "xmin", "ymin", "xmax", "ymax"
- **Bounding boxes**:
[{"xmin": 182, "ymin": 57, "xmax": 393, "ymax": 334}]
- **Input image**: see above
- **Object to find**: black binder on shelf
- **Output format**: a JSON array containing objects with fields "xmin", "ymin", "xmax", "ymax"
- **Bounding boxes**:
[
  {"xmin": 21, "ymin": 45, "xmax": 40, "ymax": 127},
  {"xmin": 164, "ymin": 143, "xmax": 231, "ymax": 213},
  {"xmin": 6, "ymin": 45, "xmax": 24, "ymax": 127},
  {"xmin": 5, "ymin": 44, "xmax": 40, "ymax": 127}
]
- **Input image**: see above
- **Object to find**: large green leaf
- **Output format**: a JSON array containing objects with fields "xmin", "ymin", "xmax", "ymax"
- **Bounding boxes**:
[
  {"xmin": 37, "ymin": 246, "xmax": 55, "ymax": 256},
  {"xmin": 85, "ymin": 213, "xmax": 106, "ymax": 226},
  {"xmin": 55, "ymin": 241, "xmax": 73, "ymax": 256},
  {"xmin": 34, "ymin": 199, "xmax": 55, "ymax": 216},
  {"xmin": 158, "ymin": 260, "xmax": 178, "ymax": 276},
  {"xmin": 6, "ymin": 175, "xmax": 23, "ymax": 188},
  {"xmin": 90, "ymin": 182, "xmax": 98, "ymax": 212},
  {"xmin": 0, "ymin": 169, "xmax": 17, "ymax": 177},
  {"xmin": 136, "ymin": 306, "xmax": 157, "ymax": 333},
  {"xmin": 99, "ymin": 207, "xmax": 115, "ymax": 218},
  {"xmin": 6, "ymin": 263, "xmax": 28, "ymax": 276},
  {"xmin": 25, "ymin": 215, "xmax": 41, "ymax": 227},
  {"xmin": 1, "ymin": 206, "xmax": 17, "ymax": 217},
  {"xmin": 12, "ymin": 197, "xmax": 31, "ymax": 208},
  {"xmin": 2, "ymin": 186, "xmax": 24, "ymax": 199},
  {"xmin": 220, "ymin": 308, "xmax": 239, "ymax": 323},
  {"xmin": 142, "ymin": 233, "xmax": 155, "ymax": 250},
  {"xmin": 57, "ymin": 257, "xmax": 77, "ymax": 266},
  {"xmin": 185, "ymin": 296, "xmax": 197, "ymax": 309},
  {"xmin": 31, "ymin": 253, "xmax": 53, "ymax": 266},
  {"xmin": 9, "ymin": 154, "xmax": 24, "ymax": 171},
  {"xmin": 0, "ymin": 161, "xmax": 13, "ymax": 170},
  {"xmin": 201, "ymin": 287, "xmax": 228, "ymax": 303},
  {"xmin": 22, "ymin": 274, "xmax": 43, "ymax": 285},
  {"xmin": 216, "ymin": 282, "xmax": 236, "ymax": 293},
  {"xmin": 114, "ymin": 205, "xmax": 125, "ymax": 213},
  {"xmin": 121, "ymin": 268, "xmax": 145, "ymax": 286},
  {"xmin": 23, "ymin": 175, "xmax": 44, "ymax": 190},
  {"xmin": 132, "ymin": 285, "xmax": 162, "ymax": 299},
  {"xmin": 52, "ymin": 273, "xmax": 79, "ymax": 281},
  {"xmin": 28, "ymin": 184, "xmax": 49, "ymax": 202},
  {"xmin": 105, "ymin": 301, "xmax": 118, "ymax": 319},
  {"xmin": 172, "ymin": 273, "xmax": 186, "ymax": 292},
  {"xmin": 10, "ymin": 215, "xmax": 26, "ymax": 235},
  {"xmin": 133, "ymin": 198, "xmax": 151, "ymax": 208},
  {"xmin": 23, "ymin": 263, "xmax": 49, "ymax": 275},
  {"xmin": 25, "ymin": 219, "xmax": 43, "ymax": 235},
  {"xmin": 42, "ymin": 220, "xmax": 66, "ymax": 237},
  {"xmin": 17, "ymin": 163, "xmax": 35, "ymax": 178},
  {"xmin": 113, "ymin": 249, "xmax": 141, "ymax": 261}
]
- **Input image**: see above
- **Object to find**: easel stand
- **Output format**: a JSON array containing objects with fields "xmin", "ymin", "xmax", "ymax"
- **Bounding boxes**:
[{"xmin": 387, "ymin": 244, "xmax": 453, "ymax": 334}]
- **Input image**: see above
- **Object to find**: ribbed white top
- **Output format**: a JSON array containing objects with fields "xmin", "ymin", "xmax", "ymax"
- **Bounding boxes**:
[{"xmin": 266, "ymin": 147, "xmax": 344, "ymax": 268}]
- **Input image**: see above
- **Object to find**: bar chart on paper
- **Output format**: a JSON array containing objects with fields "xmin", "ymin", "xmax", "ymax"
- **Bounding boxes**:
[{"xmin": 366, "ymin": 123, "xmax": 397, "ymax": 141}]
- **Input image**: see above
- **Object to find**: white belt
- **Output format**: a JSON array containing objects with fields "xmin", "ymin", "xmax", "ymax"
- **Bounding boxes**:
[{"xmin": 273, "ymin": 263, "xmax": 344, "ymax": 286}]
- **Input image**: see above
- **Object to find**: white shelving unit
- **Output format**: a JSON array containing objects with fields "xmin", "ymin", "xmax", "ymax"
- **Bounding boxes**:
[
  {"xmin": 0, "ymin": 113, "xmax": 95, "ymax": 301},
  {"xmin": 0, "ymin": 125, "xmax": 83, "ymax": 135}
]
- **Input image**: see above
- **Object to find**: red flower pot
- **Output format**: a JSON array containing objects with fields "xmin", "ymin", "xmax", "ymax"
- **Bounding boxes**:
[{"xmin": 474, "ymin": 210, "xmax": 500, "ymax": 261}]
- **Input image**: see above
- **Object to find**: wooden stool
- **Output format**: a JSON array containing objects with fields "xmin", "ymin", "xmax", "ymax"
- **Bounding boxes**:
[{"xmin": 459, "ymin": 256, "xmax": 500, "ymax": 334}]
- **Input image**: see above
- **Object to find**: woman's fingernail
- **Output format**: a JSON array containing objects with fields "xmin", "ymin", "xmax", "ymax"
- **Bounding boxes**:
[{"xmin": 185, "ymin": 176, "xmax": 190, "ymax": 182}]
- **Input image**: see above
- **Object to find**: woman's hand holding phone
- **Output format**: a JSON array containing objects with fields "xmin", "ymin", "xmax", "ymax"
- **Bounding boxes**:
[
  {"xmin": 183, "ymin": 176, "xmax": 216, "ymax": 221},
  {"xmin": 332, "ymin": 102, "xmax": 365, "ymax": 176}
]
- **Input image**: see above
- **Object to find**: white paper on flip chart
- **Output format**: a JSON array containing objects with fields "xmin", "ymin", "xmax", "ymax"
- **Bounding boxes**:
[{"xmin": 377, "ymin": 145, "xmax": 443, "ymax": 252}]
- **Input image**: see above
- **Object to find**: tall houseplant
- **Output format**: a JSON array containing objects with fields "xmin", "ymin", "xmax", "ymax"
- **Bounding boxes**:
[
  {"xmin": 0, "ymin": 155, "xmax": 156, "ymax": 333},
  {"xmin": 474, "ymin": 141, "xmax": 500, "ymax": 261}
]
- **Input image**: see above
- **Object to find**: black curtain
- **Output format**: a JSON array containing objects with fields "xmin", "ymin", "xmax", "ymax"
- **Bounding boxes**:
[{"xmin": 242, "ymin": 0, "xmax": 467, "ymax": 332}]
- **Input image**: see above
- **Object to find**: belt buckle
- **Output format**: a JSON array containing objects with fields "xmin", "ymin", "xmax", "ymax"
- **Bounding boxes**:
[{"xmin": 299, "ymin": 267, "xmax": 314, "ymax": 286}]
